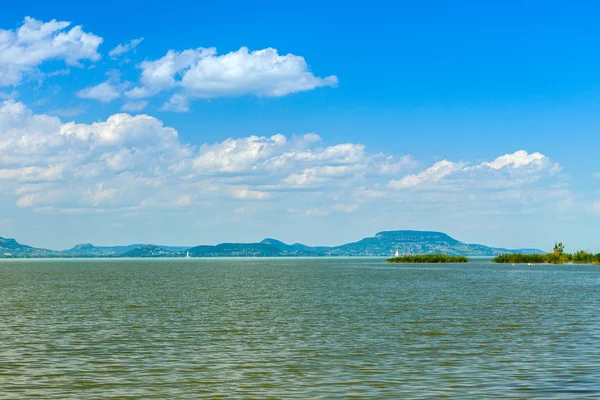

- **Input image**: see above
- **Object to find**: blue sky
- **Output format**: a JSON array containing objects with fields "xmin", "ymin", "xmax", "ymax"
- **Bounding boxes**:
[{"xmin": 0, "ymin": 1, "xmax": 599, "ymax": 251}]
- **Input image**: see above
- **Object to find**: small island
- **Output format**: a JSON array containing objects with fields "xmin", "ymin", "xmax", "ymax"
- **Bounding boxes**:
[
  {"xmin": 493, "ymin": 242, "xmax": 600, "ymax": 265},
  {"xmin": 387, "ymin": 254, "xmax": 469, "ymax": 263}
]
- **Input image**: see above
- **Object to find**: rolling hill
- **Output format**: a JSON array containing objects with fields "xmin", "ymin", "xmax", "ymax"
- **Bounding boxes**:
[{"xmin": 0, "ymin": 230, "xmax": 544, "ymax": 258}]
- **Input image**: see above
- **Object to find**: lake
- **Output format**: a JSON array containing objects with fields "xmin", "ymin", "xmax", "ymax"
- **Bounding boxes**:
[{"xmin": 1, "ymin": 258, "xmax": 599, "ymax": 398}]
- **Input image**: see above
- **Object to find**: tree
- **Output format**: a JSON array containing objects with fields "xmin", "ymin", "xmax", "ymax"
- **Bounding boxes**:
[{"xmin": 553, "ymin": 242, "xmax": 565, "ymax": 256}]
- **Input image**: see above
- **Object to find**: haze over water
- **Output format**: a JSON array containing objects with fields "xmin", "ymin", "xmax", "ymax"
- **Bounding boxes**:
[{"xmin": 1, "ymin": 258, "xmax": 599, "ymax": 398}]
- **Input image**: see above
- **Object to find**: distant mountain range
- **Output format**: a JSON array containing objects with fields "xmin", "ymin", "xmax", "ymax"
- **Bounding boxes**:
[{"xmin": 0, "ymin": 230, "xmax": 543, "ymax": 258}]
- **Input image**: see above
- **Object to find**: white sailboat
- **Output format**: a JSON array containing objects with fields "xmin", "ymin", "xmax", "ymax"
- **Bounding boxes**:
[
  {"xmin": 394, "ymin": 250, "xmax": 400, "ymax": 257},
  {"xmin": 185, "ymin": 251, "xmax": 191, "ymax": 258}
]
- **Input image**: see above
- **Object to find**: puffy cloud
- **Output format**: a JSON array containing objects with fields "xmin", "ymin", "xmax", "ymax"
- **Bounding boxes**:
[
  {"xmin": 77, "ymin": 71, "xmax": 129, "ymax": 103},
  {"xmin": 0, "ymin": 100, "xmax": 190, "ymax": 209},
  {"xmin": 109, "ymin": 37, "xmax": 144, "ymax": 58},
  {"xmin": 77, "ymin": 81, "xmax": 121, "ymax": 102},
  {"xmin": 476, "ymin": 150, "xmax": 546, "ymax": 170},
  {"xmin": 0, "ymin": 101, "xmax": 569, "ymax": 218},
  {"xmin": 125, "ymin": 46, "xmax": 337, "ymax": 109},
  {"xmin": 388, "ymin": 151, "xmax": 559, "ymax": 190},
  {"xmin": 0, "ymin": 17, "xmax": 102, "ymax": 87},
  {"xmin": 193, "ymin": 134, "xmax": 287, "ymax": 174}
]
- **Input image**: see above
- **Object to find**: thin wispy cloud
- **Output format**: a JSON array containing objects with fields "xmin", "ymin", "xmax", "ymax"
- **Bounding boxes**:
[{"xmin": 109, "ymin": 37, "xmax": 144, "ymax": 58}]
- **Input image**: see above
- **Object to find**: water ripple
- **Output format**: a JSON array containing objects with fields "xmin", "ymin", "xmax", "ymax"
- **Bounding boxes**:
[{"xmin": 0, "ymin": 259, "xmax": 599, "ymax": 398}]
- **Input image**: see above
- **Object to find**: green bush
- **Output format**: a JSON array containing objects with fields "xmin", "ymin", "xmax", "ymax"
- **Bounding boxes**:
[
  {"xmin": 493, "ymin": 246, "xmax": 600, "ymax": 265},
  {"xmin": 387, "ymin": 254, "xmax": 468, "ymax": 263}
]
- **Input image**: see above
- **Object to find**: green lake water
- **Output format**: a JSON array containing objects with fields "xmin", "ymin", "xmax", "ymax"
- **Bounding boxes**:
[{"xmin": 1, "ymin": 258, "xmax": 599, "ymax": 398}]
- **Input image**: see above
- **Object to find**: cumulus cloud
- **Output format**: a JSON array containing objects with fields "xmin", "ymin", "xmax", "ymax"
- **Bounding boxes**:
[
  {"xmin": 77, "ymin": 70, "xmax": 128, "ymax": 103},
  {"xmin": 124, "ymin": 46, "xmax": 337, "ymax": 109},
  {"xmin": 388, "ymin": 151, "xmax": 559, "ymax": 190},
  {"xmin": 77, "ymin": 81, "xmax": 121, "ymax": 102},
  {"xmin": 475, "ymin": 150, "xmax": 547, "ymax": 170},
  {"xmin": 0, "ymin": 17, "xmax": 102, "ymax": 87},
  {"xmin": 193, "ymin": 134, "xmax": 287, "ymax": 174},
  {"xmin": 109, "ymin": 37, "xmax": 144, "ymax": 58},
  {"xmin": 0, "ymin": 100, "xmax": 568, "ymax": 218},
  {"xmin": 0, "ymin": 101, "xmax": 374, "ymax": 211}
]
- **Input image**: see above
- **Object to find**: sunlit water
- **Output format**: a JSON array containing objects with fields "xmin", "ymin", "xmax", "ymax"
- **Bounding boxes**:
[{"xmin": 1, "ymin": 258, "xmax": 599, "ymax": 398}]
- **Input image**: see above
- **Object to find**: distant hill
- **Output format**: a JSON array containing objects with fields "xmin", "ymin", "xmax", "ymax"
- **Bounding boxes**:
[
  {"xmin": 121, "ymin": 245, "xmax": 183, "ymax": 258},
  {"xmin": 0, "ymin": 230, "xmax": 544, "ymax": 258},
  {"xmin": 324, "ymin": 230, "xmax": 534, "ymax": 257},
  {"xmin": 63, "ymin": 243, "xmax": 142, "ymax": 257},
  {"xmin": 63, "ymin": 243, "xmax": 190, "ymax": 257},
  {"xmin": 0, "ymin": 236, "xmax": 60, "ymax": 258}
]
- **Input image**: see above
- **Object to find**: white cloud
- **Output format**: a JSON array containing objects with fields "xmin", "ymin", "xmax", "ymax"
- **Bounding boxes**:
[
  {"xmin": 0, "ymin": 164, "xmax": 65, "ymax": 182},
  {"xmin": 231, "ymin": 187, "xmax": 271, "ymax": 200},
  {"xmin": 46, "ymin": 106, "xmax": 86, "ymax": 117},
  {"xmin": 281, "ymin": 164, "xmax": 366, "ymax": 188},
  {"xmin": 174, "ymin": 195, "xmax": 192, "ymax": 207},
  {"xmin": 77, "ymin": 81, "xmax": 121, "ymax": 102},
  {"xmin": 161, "ymin": 94, "xmax": 189, "ymax": 112},
  {"xmin": 0, "ymin": 90, "xmax": 18, "ymax": 100},
  {"xmin": 332, "ymin": 204, "xmax": 359, "ymax": 213},
  {"xmin": 476, "ymin": 150, "xmax": 545, "ymax": 170},
  {"xmin": 121, "ymin": 100, "xmax": 148, "ymax": 112},
  {"xmin": 47, "ymin": 68, "xmax": 70, "ymax": 77},
  {"xmin": 77, "ymin": 71, "xmax": 128, "ymax": 103},
  {"xmin": 194, "ymin": 134, "xmax": 287, "ymax": 174},
  {"xmin": 0, "ymin": 100, "xmax": 569, "ymax": 220},
  {"xmin": 16, "ymin": 193, "xmax": 41, "ymax": 208},
  {"xmin": 388, "ymin": 151, "xmax": 559, "ymax": 190},
  {"xmin": 109, "ymin": 37, "xmax": 144, "ymax": 58},
  {"xmin": 379, "ymin": 155, "xmax": 419, "ymax": 175},
  {"xmin": 86, "ymin": 183, "xmax": 117, "ymax": 206},
  {"xmin": 304, "ymin": 208, "xmax": 329, "ymax": 216},
  {"xmin": 124, "ymin": 46, "xmax": 337, "ymax": 109},
  {"xmin": 389, "ymin": 160, "xmax": 464, "ymax": 189},
  {"xmin": 0, "ymin": 17, "xmax": 102, "ymax": 87}
]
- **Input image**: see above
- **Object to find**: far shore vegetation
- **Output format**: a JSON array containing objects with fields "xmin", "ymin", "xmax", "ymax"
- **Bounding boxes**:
[
  {"xmin": 387, "ymin": 254, "xmax": 469, "ymax": 263},
  {"xmin": 492, "ymin": 242, "xmax": 600, "ymax": 265}
]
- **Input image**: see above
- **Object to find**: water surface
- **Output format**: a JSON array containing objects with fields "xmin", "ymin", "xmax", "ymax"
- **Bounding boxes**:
[{"xmin": 1, "ymin": 258, "xmax": 599, "ymax": 398}]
